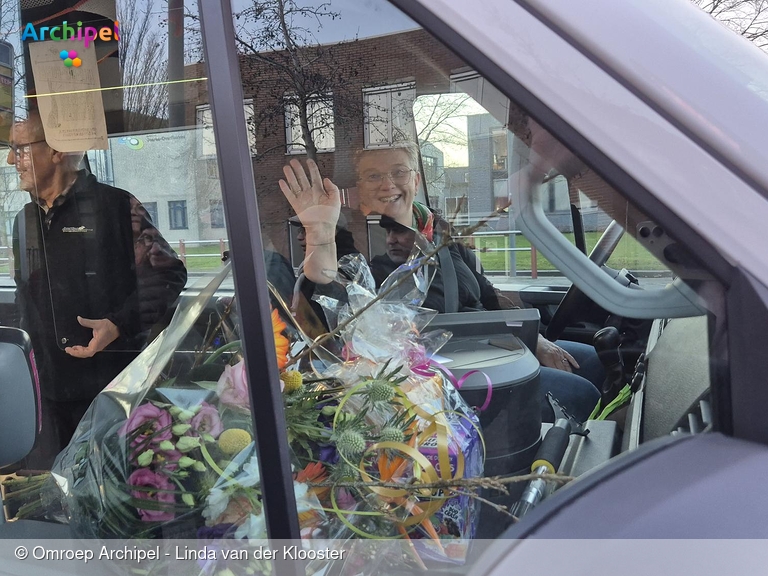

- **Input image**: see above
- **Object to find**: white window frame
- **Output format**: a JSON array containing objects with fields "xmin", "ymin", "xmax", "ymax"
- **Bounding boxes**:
[
  {"xmin": 362, "ymin": 82, "xmax": 416, "ymax": 149},
  {"xmin": 284, "ymin": 92, "xmax": 336, "ymax": 155},
  {"xmin": 196, "ymin": 99, "xmax": 257, "ymax": 158}
]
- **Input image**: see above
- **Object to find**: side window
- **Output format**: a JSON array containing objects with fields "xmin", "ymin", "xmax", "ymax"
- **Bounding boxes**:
[
  {"xmin": 0, "ymin": 0, "xmax": 728, "ymax": 559},
  {"xmin": 412, "ymin": 89, "xmax": 677, "ymax": 288}
]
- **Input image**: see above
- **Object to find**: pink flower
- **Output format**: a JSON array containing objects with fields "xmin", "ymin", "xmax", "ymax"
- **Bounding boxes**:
[
  {"xmin": 335, "ymin": 487, "xmax": 357, "ymax": 511},
  {"xmin": 128, "ymin": 468, "xmax": 176, "ymax": 522},
  {"xmin": 216, "ymin": 361, "xmax": 250, "ymax": 412},
  {"xmin": 118, "ymin": 403, "xmax": 172, "ymax": 448},
  {"xmin": 190, "ymin": 403, "xmax": 224, "ymax": 439}
]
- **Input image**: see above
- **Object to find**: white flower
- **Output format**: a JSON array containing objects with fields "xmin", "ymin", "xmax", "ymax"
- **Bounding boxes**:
[
  {"xmin": 235, "ymin": 512, "xmax": 267, "ymax": 540},
  {"xmin": 202, "ymin": 487, "xmax": 229, "ymax": 523},
  {"xmin": 239, "ymin": 455, "xmax": 261, "ymax": 487},
  {"xmin": 293, "ymin": 481, "xmax": 314, "ymax": 514}
]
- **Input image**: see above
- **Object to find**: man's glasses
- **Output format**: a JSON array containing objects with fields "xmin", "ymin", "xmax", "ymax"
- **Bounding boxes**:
[
  {"xmin": 360, "ymin": 167, "xmax": 415, "ymax": 186},
  {"xmin": 5, "ymin": 140, "xmax": 47, "ymax": 159},
  {"xmin": 135, "ymin": 232, "xmax": 158, "ymax": 247}
]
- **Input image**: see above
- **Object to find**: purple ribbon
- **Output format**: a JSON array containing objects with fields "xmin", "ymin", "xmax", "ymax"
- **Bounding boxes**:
[{"xmin": 412, "ymin": 360, "xmax": 493, "ymax": 412}]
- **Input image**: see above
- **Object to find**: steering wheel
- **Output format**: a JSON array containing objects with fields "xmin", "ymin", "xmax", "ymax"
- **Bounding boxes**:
[{"xmin": 545, "ymin": 221, "xmax": 625, "ymax": 342}]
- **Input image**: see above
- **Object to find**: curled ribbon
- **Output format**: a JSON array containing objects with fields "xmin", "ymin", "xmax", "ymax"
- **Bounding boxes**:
[{"xmin": 412, "ymin": 360, "xmax": 493, "ymax": 412}]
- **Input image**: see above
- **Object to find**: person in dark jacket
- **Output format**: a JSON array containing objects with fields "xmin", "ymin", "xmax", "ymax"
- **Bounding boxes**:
[
  {"xmin": 371, "ymin": 216, "xmax": 501, "ymax": 312},
  {"xmin": 8, "ymin": 111, "xmax": 187, "ymax": 467}
]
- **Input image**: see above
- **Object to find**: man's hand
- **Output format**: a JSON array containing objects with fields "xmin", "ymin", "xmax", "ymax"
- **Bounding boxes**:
[
  {"xmin": 536, "ymin": 333, "xmax": 579, "ymax": 372},
  {"xmin": 64, "ymin": 316, "xmax": 120, "ymax": 358},
  {"xmin": 279, "ymin": 158, "xmax": 341, "ymax": 243}
]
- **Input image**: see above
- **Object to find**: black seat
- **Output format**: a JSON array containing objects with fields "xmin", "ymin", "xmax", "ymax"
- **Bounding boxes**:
[{"xmin": 0, "ymin": 327, "xmax": 72, "ymax": 537}]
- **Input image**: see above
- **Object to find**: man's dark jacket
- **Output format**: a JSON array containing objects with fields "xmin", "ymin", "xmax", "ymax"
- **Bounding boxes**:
[
  {"xmin": 370, "ymin": 241, "xmax": 500, "ymax": 313},
  {"xmin": 12, "ymin": 171, "xmax": 187, "ymax": 402}
]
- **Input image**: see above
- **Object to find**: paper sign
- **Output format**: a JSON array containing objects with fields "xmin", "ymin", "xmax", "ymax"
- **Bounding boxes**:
[{"xmin": 28, "ymin": 40, "xmax": 108, "ymax": 151}]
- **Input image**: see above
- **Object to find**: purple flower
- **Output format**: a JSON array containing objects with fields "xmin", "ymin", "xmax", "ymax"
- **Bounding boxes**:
[
  {"xmin": 190, "ymin": 403, "xmax": 224, "ymax": 439},
  {"xmin": 154, "ymin": 449, "xmax": 183, "ymax": 472},
  {"xmin": 118, "ymin": 403, "xmax": 172, "ymax": 448},
  {"xmin": 216, "ymin": 361, "xmax": 250, "ymax": 413},
  {"xmin": 318, "ymin": 444, "xmax": 339, "ymax": 465},
  {"xmin": 128, "ymin": 468, "xmax": 176, "ymax": 522}
]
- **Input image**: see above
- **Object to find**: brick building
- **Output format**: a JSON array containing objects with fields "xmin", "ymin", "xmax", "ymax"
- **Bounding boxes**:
[{"xmin": 186, "ymin": 28, "xmax": 466, "ymax": 260}]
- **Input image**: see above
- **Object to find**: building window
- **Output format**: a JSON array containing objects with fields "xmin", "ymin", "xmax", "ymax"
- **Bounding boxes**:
[
  {"xmin": 363, "ymin": 82, "xmax": 416, "ymax": 148},
  {"xmin": 423, "ymin": 155, "xmax": 438, "ymax": 182},
  {"xmin": 168, "ymin": 200, "xmax": 188, "ymax": 230},
  {"xmin": 210, "ymin": 200, "xmax": 225, "ymax": 229},
  {"xmin": 143, "ymin": 202, "xmax": 158, "ymax": 226},
  {"xmin": 196, "ymin": 100, "xmax": 257, "ymax": 157},
  {"xmin": 284, "ymin": 93, "xmax": 335, "ymax": 154},
  {"xmin": 492, "ymin": 129, "xmax": 507, "ymax": 171}
]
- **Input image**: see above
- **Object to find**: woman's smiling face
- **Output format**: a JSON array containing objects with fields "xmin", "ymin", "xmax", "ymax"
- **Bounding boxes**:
[{"xmin": 356, "ymin": 149, "xmax": 420, "ymax": 226}]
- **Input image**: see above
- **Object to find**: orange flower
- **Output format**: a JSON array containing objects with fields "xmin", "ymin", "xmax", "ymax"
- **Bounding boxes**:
[
  {"xmin": 295, "ymin": 462, "xmax": 329, "ymax": 499},
  {"xmin": 272, "ymin": 308, "xmax": 290, "ymax": 370}
]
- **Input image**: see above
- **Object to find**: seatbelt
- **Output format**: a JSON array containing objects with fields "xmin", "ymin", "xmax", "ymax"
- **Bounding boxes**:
[{"xmin": 438, "ymin": 246, "xmax": 459, "ymax": 313}]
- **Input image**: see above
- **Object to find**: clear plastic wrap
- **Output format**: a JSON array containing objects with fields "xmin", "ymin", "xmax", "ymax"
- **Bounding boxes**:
[
  {"xmin": 48, "ymin": 265, "xmax": 324, "ymax": 540},
  {"xmin": 33, "ymin": 237, "xmax": 484, "ymax": 571},
  {"xmin": 307, "ymin": 252, "xmax": 485, "ymax": 564}
]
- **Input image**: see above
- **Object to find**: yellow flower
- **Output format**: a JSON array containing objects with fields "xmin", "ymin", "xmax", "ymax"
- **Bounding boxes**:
[
  {"xmin": 218, "ymin": 428, "xmax": 252, "ymax": 456},
  {"xmin": 280, "ymin": 370, "xmax": 303, "ymax": 393}
]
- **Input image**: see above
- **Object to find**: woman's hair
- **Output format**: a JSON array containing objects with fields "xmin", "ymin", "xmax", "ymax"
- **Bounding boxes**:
[{"xmin": 354, "ymin": 140, "xmax": 420, "ymax": 176}]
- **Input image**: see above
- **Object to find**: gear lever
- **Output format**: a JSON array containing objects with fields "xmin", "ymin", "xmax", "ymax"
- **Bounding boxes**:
[
  {"xmin": 511, "ymin": 394, "xmax": 589, "ymax": 519},
  {"xmin": 593, "ymin": 326, "xmax": 624, "ymax": 405}
]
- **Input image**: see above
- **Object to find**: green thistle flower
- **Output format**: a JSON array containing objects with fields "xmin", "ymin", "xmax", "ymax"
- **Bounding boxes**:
[
  {"xmin": 367, "ymin": 380, "xmax": 395, "ymax": 403},
  {"xmin": 379, "ymin": 427, "xmax": 405, "ymax": 444},
  {"xmin": 337, "ymin": 430, "xmax": 367, "ymax": 458},
  {"xmin": 334, "ymin": 462, "xmax": 359, "ymax": 480}
]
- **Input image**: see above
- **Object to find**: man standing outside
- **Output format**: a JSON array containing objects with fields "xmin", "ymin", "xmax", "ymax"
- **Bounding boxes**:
[{"xmin": 8, "ymin": 110, "xmax": 187, "ymax": 467}]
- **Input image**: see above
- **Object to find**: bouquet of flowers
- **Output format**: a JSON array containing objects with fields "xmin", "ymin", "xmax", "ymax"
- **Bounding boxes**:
[
  {"xmin": 292, "ymin": 254, "xmax": 485, "ymax": 566},
  {"xmin": 31, "ymin": 265, "xmax": 323, "ymax": 541},
  {"xmin": 10, "ymin": 250, "xmax": 485, "ymax": 573}
]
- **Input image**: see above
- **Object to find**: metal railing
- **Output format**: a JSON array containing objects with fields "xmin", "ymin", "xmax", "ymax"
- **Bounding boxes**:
[
  {"xmin": 463, "ymin": 230, "xmax": 541, "ymax": 278},
  {"xmin": 173, "ymin": 238, "xmax": 229, "ymax": 268}
]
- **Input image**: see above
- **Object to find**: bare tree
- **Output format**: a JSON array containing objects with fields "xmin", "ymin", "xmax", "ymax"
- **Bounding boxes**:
[
  {"xmin": 413, "ymin": 93, "xmax": 472, "ymax": 148},
  {"xmin": 118, "ymin": 0, "xmax": 169, "ymax": 130},
  {"xmin": 692, "ymin": 0, "xmax": 768, "ymax": 50},
  {"xmin": 226, "ymin": 0, "xmax": 364, "ymax": 161}
]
